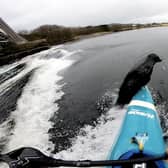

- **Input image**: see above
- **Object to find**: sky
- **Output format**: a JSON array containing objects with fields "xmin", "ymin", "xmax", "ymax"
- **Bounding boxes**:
[{"xmin": 1, "ymin": 0, "xmax": 168, "ymax": 32}]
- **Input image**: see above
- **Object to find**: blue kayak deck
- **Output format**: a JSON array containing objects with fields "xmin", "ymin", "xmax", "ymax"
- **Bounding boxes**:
[{"xmin": 108, "ymin": 87, "xmax": 167, "ymax": 167}]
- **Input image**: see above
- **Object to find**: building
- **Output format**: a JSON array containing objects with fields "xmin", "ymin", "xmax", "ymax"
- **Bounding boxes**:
[
  {"xmin": 0, "ymin": 28, "xmax": 8, "ymax": 43},
  {"xmin": 0, "ymin": 18, "xmax": 27, "ymax": 44}
]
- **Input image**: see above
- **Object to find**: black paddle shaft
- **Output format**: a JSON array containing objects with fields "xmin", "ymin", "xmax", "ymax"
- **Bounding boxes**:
[
  {"xmin": 0, "ymin": 147, "xmax": 167, "ymax": 168},
  {"xmin": 52, "ymin": 155, "xmax": 168, "ymax": 167}
]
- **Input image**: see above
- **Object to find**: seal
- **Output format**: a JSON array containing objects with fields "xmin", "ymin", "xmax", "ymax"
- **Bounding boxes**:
[{"xmin": 116, "ymin": 53, "xmax": 162, "ymax": 106}]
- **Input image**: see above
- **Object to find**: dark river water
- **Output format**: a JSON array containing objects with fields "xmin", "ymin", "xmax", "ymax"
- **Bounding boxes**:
[
  {"xmin": 0, "ymin": 27, "xmax": 168, "ymax": 163},
  {"xmin": 52, "ymin": 27, "xmax": 168, "ymax": 151}
]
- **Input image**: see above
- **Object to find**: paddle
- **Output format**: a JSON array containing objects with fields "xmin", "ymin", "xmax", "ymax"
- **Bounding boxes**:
[{"xmin": 0, "ymin": 147, "xmax": 167, "ymax": 168}]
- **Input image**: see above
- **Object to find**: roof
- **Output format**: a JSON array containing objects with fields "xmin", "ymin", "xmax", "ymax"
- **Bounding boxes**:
[
  {"xmin": 0, "ymin": 18, "xmax": 27, "ymax": 44},
  {"xmin": 0, "ymin": 28, "xmax": 8, "ymax": 43}
]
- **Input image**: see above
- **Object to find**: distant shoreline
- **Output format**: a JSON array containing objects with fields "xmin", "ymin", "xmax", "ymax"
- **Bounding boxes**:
[
  {"xmin": 68, "ymin": 26, "xmax": 162, "ymax": 43},
  {"xmin": 74, "ymin": 31, "xmax": 113, "ymax": 41},
  {"xmin": 0, "ymin": 25, "xmax": 166, "ymax": 66}
]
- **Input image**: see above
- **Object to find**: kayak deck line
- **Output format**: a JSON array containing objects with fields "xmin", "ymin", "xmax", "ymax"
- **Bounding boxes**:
[{"xmin": 128, "ymin": 100, "xmax": 156, "ymax": 112}]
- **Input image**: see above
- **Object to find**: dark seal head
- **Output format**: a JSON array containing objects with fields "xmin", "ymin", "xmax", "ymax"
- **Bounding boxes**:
[
  {"xmin": 147, "ymin": 53, "xmax": 162, "ymax": 63},
  {"xmin": 116, "ymin": 53, "xmax": 162, "ymax": 106}
]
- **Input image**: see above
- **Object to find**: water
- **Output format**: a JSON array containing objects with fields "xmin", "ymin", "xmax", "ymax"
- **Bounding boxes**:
[{"xmin": 0, "ymin": 27, "xmax": 168, "ymax": 166}]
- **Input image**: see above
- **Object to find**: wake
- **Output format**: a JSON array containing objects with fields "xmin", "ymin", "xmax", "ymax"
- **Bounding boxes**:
[
  {"xmin": 55, "ymin": 106, "xmax": 126, "ymax": 160},
  {"xmin": 0, "ymin": 46, "xmax": 78, "ymax": 156}
]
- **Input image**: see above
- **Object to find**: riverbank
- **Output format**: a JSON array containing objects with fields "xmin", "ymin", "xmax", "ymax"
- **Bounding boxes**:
[
  {"xmin": 0, "ymin": 39, "xmax": 50, "ymax": 66},
  {"xmin": 0, "ymin": 24, "xmax": 162, "ymax": 66},
  {"xmin": 73, "ymin": 25, "xmax": 165, "ymax": 42},
  {"xmin": 0, "ymin": 46, "xmax": 49, "ymax": 66},
  {"xmin": 74, "ymin": 31, "xmax": 113, "ymax": 41}
]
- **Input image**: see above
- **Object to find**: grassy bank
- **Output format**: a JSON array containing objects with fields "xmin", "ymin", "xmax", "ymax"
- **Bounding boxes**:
[
  {"xmin": 0, "ymin": 39, "xmax": 50, "ymax": 65},
  {"xmin": 0, "ymin": 23, "xmax": 161, "ymax": 66},
  {"xmin": 19, "ymin": 23, "xmax": 161, "ymax": 46}
]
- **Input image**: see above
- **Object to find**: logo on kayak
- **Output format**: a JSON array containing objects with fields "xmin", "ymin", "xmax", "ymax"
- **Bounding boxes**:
[{"xmin": 128, "ymin": 110, "xmax": 154, "ymax": 119}]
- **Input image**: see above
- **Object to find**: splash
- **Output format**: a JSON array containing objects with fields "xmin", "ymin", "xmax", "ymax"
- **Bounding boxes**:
[
  {"xmin": 0, "ymin": 46, "xmax": 79, "ymax": 155},
  {"xmin": 55, "ymin": 107, "xmax": 126, "ymax": 161}
]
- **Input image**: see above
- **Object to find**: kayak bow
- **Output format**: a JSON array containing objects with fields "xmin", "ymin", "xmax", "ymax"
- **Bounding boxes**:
[{"xmin": 108, "ymin": 86, "xmax": 168, "ymax": 168}]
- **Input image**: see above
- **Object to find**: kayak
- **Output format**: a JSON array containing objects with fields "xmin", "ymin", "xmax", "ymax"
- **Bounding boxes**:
[
  {"xmin": 108, "ymin": 86, "xmax": 168, "ymax": 168},
  {"xmin": 0, "ymin": 86, "xmax": 167, "ymax": 168}
]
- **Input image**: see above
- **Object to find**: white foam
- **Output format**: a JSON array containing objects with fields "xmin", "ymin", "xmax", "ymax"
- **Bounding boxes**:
[
  {"xmin": 0, "ymin": 46, "xmax": 82, "ymax": 94},
  {"xmin": 0, "ymin": 47, "xmax": 77, "ymax": 155},
  {"xmin": 5, "ymin": 59, "xmax": 73, "ymax": 152},
  {"xmin": 55, "ymin": 107, "xmax": 126, "ymax": 161}
]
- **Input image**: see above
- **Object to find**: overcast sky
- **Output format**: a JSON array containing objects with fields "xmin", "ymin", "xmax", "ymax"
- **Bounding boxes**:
[{"xmin": 1, "ymin": 0, "xmax": 168, "ymax": 32}]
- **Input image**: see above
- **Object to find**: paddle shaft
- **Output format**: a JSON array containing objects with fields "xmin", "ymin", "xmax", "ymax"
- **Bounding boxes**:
[{"xmin": 41, "ymin": 153, "xmax": 168, "ymax": 167}]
